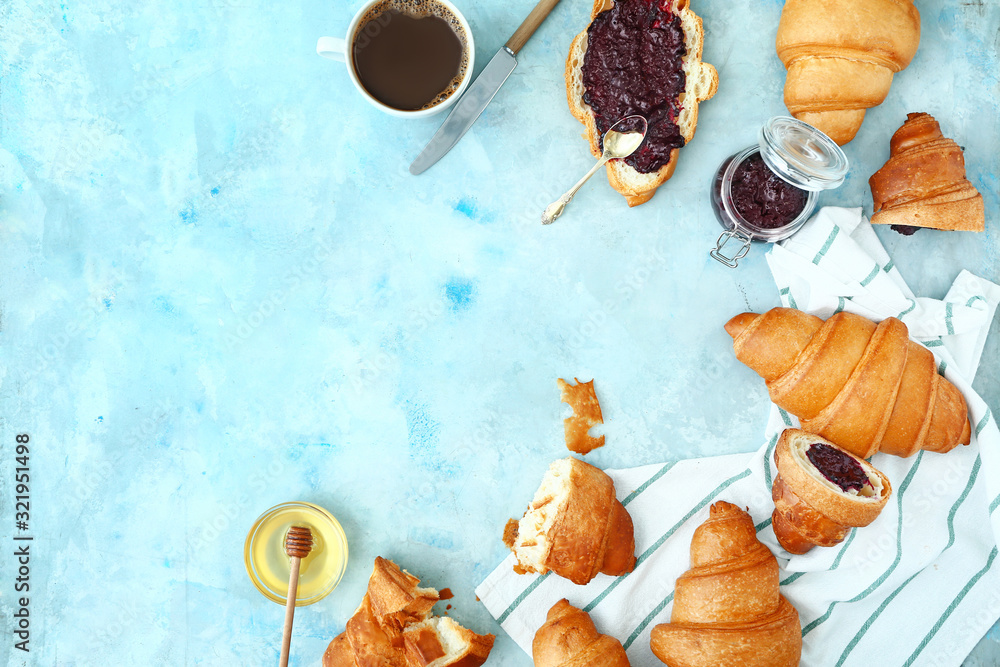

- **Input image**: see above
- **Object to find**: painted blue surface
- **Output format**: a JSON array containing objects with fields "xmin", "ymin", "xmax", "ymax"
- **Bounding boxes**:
[{"xmin": 0, "ymin": 0, "xmax": 998, "ymax": 665}]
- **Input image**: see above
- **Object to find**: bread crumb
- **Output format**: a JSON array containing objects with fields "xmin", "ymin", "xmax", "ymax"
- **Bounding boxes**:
[
  {"xmin": 502, "ymin": 519, "xmax": 519, "ymax": 548},
  {"xmin": 558, "ymin": 378, "xmax": 605, "ymax": 454}
]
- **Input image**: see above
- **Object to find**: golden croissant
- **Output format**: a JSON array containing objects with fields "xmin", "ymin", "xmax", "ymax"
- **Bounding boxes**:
[
  {"xmin": 726, "ymin": 308, "xmax": 971, "ymax": 459},
  {"xmin": 776, "ymin": 0, "xmax": 920, "ymax": 145},
  {"xmin": 322, "ymin": 557, "xmax": 494, "ymax": 667},
  {"xmin": 869, "ymin": 112, "xmax": 985, "ymax": 233},
  {"xmin": 533, "ymin": 599, "xmax": 630, "ymax": 667},
  {"xmin": 650, "ymin": 501, "xmax": 801, "ymax": 667},
  {"xmin": 772, "ymin": 429, "xmax": 892, "ymax": 555},
  {"xmin": 504, "ymin": 458, "xmax": 636, "ymax": 585}
]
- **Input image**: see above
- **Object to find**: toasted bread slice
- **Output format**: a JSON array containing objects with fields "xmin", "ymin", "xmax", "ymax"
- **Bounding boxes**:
[
  {"xmin": 322, "ymin": 632, "xmax": 357, "ymax": 667},
  {"xmin": 566, "ymin": 0, "xmax": 718, "ymax": 206}
]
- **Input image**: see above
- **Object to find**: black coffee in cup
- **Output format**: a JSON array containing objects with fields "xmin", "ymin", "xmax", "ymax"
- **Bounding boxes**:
[{"xmin": 352, "ymin": 0, "xmax": 470, "ymax": 111}]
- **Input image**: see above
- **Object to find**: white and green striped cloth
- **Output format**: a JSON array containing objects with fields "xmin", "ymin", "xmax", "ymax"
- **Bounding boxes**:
[{"xmin": 476, "ymin": 208, "xmax": 1000, "ymax": 666}]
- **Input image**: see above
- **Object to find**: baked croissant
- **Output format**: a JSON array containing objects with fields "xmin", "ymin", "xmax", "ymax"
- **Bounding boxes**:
[
  {"xmin": 776, "ymin": 0, "xmax": 920, "ymax": 145},
  {"xmin": 322, "ymin": 557, "xmax": 495, "ymax": 667},
  {"xmin": 533, "ymin": 599, "xmax": 630, "ymax": 667},
  {"xmin": 650, "ymin": 501, "xmax": 801, "ymax": 667},
  {"xmin": 726, "ymin": 308, "xmax": 971, "ymax": 459},
  {"xmin": 869, "ymin": 112, "xmax": 985, "ymax": 233},
  {"xmin": 403, "ymin": 617, "xmax": 495, "ymax": 667},
  {"xmin": 504, "ymin": 457, "xmax": 636, "ymax": 585},
  {"xmin": 323, "ymin": 632, "xmax": 357, "ymax": 667},
  {"xmin": 772, "ymin": 429, "xmax": 892, "ymax": 555},
  {"xmin": 345, "ymin": 593, "xmax": 408, "ymax": 667}
]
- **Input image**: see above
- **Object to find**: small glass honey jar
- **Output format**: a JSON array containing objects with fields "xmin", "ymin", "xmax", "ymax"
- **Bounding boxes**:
[{"xmin": 244, "ymin": 501, "xmax": 348, "ymax": 606}]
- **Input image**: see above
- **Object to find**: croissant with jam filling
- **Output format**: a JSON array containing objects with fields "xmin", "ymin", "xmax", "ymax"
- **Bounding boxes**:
[{"xmin": 771, "ymin": 429, "xmax": 892, "ymax": 554}]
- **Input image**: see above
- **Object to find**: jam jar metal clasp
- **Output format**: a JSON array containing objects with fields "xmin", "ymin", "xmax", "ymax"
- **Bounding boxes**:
[{"xmin": 711, "ymin": 227, "xmax": 753, "ymax": 268}]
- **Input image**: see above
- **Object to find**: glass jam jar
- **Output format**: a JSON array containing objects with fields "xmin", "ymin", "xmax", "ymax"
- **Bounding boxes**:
[{"xmin": 710, "ymin": 116, "xmax": 849, "ymax": 267}]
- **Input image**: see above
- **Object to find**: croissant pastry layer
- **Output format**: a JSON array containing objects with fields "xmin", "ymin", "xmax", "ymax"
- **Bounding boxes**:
[
  {"xmin": 726, "ymin": 308, "xmax": 971, "ymax": 458},
  {"xmin": 869, "ymin": 112, "xmax": 985, "ymax": 232}
]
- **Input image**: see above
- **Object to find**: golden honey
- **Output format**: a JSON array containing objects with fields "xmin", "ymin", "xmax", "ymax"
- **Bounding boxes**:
[{"xmin": 244, "ymin": 501, "xmax": 348, "ymax": 606}]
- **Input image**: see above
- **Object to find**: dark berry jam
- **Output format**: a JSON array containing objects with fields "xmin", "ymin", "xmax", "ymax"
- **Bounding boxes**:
[
  {"xmin": 806, "ymin": 443, "xmax": 871, "ymax": 493},
  {"xmin": 581, "ymin": 0, "xmax": 687, "ymax": 174},
  {"xmin": 891, "ymin": 224, "xmax": 921, "ymax": 236},
  {"xmin": 729, "ymin": 152, "xmax": 807, "ymax": 229}
]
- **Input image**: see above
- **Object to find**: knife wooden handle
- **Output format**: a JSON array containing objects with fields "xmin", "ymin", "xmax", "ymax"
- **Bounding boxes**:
[{"xmin": 505, "ymin": 0, "xmax": 562, "ymax": 54}]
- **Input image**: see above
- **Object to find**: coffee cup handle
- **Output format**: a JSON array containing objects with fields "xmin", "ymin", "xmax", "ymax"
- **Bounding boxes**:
[{"xmin": 316, "ymin": 36, "xmax": 347, "ymax": 63}]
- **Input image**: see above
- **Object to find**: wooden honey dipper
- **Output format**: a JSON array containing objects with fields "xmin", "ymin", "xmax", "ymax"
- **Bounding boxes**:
[{"xmin": 279, "ymin": 525, "xmax": 314, "ymax": 667}]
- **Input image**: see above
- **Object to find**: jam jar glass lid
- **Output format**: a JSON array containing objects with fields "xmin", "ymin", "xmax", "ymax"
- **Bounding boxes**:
[{"xmin": 758, "ymin": 116, "xmax": 849, "ymax": 192}]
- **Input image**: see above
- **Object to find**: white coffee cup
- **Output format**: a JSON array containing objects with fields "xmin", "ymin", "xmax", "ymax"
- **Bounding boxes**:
[{"xmin": 316, "ymin": 0, "xmax": 475, "ymax": 118}]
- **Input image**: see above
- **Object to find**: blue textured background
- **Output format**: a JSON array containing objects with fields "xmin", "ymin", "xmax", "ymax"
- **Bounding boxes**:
[{"xmin": 1, "ymin": 0, "xmax": 998, "ymax": 665}]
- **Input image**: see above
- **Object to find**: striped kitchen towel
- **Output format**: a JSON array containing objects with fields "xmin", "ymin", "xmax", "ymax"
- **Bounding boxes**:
[{"xmin": 476, "ymin": 207, "xmax": 1000, "ymax": 667}]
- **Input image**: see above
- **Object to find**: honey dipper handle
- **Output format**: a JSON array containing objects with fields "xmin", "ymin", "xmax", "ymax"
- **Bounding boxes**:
[{"xmin": 278, "ymin": 556, "xmax": 302, "ymax": 667}]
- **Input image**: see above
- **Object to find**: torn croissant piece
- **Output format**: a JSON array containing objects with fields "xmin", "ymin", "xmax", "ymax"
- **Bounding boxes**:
[
  {"xmin": 345, "ymin": 593, "xmax": 408, "ymax": 667},
  {"xmin": 366, "ymin": 556, "xmax": 440, "ymax": 634},
  {"xmin": 776, "ymin": 0, "xmax": 920, "ymax": 144},
  {"xmin": 558, "ymin": 377, "xmax": 605, "ymax": 454},
  {"xmin": 505, "ymin": 457, "xmax": 636, "ymax": 585},
  {"xmin": 650, "ymin": 501, "xmax": 801, "ymax": 667},
  {"xmin": 403, "ymin": 616, "xmax": 495, "ymax": 667},
  {"xmin": 726, "ymin": 308, "xmax": 971, "ymax": 459},
  {"xmin": 869, "ymin": 112, "xmax": 985, "ymax": 233},
  {"xmin": 772, "ymin": 429, "xmax": 892, "ymax": 555},
  {"xmin": 322, "ymin": 632, "xmax": 357, "ymax": 667},
  {"xmin": 323, "ymin": 558, "xmax": 495, "ymax": 667},
  {"xmin": 533, "ymin": 599, "xmax": 630, "ymax": 667}
]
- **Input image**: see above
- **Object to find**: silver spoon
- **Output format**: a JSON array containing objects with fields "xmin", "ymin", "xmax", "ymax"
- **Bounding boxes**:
[{"xmin": 542, "ymin": 115, "xmax": 648, "ymax": 225}]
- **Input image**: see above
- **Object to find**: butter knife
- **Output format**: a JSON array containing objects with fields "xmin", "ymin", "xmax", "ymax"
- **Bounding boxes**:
[{"xmin": 409, "ymin": 0, "xmax": 562, "ymax": 175}]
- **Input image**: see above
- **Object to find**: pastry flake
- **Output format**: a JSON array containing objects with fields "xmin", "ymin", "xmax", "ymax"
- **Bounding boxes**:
[{"xmin": 558, "ymin": 377, "xmax": 605, "ymax": 455}]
